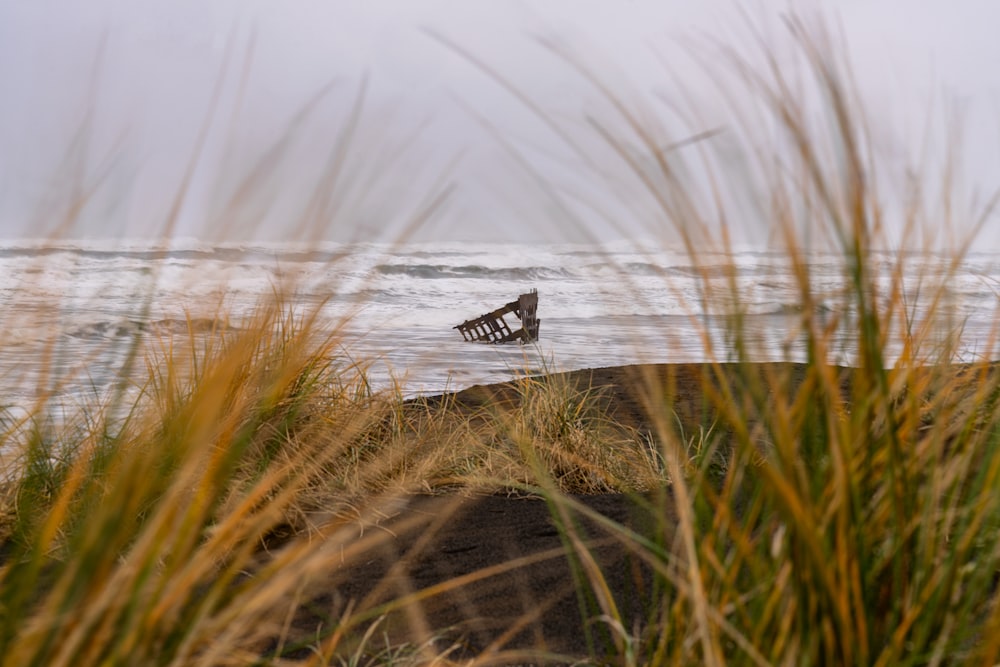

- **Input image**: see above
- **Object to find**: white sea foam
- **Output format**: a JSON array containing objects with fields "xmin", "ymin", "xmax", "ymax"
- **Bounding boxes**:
[{"xmin": 0, "ymin": 240, "xmax": 997, "ymax": 410}]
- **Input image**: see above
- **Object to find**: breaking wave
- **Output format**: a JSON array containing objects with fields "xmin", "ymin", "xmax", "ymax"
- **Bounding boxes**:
[
  {"xmin": 65, "ymin": 318, "xmax": 234, "ymax": 340},
  {"xmin": 374, "ymin": 264, "xmax": 576, "ymax": 281}
]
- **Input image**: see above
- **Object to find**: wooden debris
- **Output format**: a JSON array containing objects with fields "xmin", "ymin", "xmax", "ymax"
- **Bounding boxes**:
[{"xmin": 454, "ymin": 289, "xmax": 540, "ymax": 343}]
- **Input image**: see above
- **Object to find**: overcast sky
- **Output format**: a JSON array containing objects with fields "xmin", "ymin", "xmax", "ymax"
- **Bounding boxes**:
[{"xmin": 1, "ymin": 1, "xmax": 999, "ymax": 247}]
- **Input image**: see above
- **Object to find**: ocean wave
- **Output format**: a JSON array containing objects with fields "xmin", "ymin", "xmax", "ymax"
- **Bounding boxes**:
[
  {"xmin": 748, "ymin": 302, "xmax": 836, "ymax": 316},
  {"xmin": 374, "ymin": 263, "xmax": 576, "ymax": 281},
  {"xmin": 65, "ymin": 318, "xmax": 234, "ymax": 340},
  {"xmin": 0, "ymin": 244, "xmax": 357, "ymax": 265},
  {"xmin": 665, "ymin": 263, "xmax": 803, "ymax": 279},
  {"xmin": 576, "ymin": 261, "xmax": 668, "ymax": 277}
]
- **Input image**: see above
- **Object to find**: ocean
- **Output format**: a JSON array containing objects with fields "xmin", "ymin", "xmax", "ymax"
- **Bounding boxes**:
[{"xmin": 2, "ymin": 239, "xmax": 999, "ymax": 414}]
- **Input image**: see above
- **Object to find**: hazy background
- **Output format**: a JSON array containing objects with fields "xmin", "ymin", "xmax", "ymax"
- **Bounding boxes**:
[{"xmin": 2, "ymin": 1, "xmax": 998, "ymax": 247}]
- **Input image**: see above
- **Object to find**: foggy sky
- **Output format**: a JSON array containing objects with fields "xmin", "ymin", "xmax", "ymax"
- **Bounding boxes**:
[{"xmin": 1, "ymin": 1, "xmax": 998, "ymax": 247}]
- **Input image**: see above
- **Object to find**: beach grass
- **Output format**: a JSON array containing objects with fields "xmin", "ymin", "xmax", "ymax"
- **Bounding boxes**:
[
  {"xmin": 526, "ymin": 18, "xmax": 1000, "ymax": 666},
  {"xmin": 0, "ymin": 294, "xmax": 670, "ymax": 665},
  {"xmin": 3, "ymin": 16, "xmax": 1000, "ymax": 667}
]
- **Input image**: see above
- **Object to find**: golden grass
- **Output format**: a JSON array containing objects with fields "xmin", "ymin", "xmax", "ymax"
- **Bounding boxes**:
[
  {"xmin": 0, "ymin": 295, "xmax": 671, "ymax": 665},
  {"xmin": 520, "ymin": 18, "xmax": 1000, "ymax": 666}
]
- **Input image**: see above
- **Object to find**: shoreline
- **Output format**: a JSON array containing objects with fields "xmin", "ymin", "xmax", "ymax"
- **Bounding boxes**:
[{"xmin": 418, "ymin": 361, "xmax": 824, "ymax": 436}]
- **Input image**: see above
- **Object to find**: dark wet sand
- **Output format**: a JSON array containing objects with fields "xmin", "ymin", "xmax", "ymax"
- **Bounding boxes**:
[
  {"xmin": 292, "ymin": 492, "xmax": 669, "ymax": 663},
  {"xmin": 281, "ymin": 363, "xmax": 824, "ymax": 663}
]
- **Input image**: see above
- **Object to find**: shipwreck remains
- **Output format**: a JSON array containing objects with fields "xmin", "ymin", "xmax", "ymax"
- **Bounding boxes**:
[{"xmin": 454, "ymin": 289, "xmax": 540, "ymax": 344}]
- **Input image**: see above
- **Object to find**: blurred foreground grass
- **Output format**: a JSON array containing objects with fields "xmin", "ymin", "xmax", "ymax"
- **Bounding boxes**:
[{"xmin": 0, "ymin": 297, "xmax": 670, "ymax": 665}]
